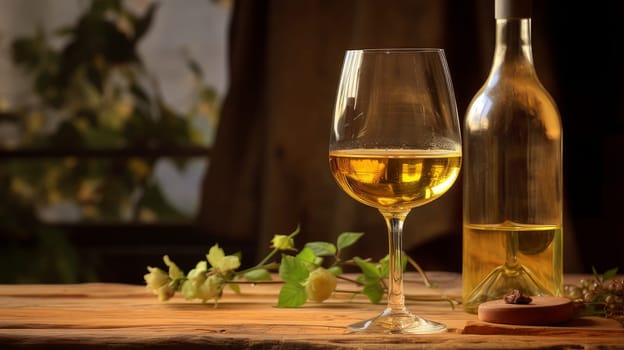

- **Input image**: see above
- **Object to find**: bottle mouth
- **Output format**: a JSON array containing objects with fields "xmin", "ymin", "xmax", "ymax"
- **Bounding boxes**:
[{"xmin": 495, "ymin": 0, "xmax": 532, "ymax": 19}]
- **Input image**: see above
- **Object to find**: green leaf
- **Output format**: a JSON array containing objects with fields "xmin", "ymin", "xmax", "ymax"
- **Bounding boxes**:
[
  {"xmin": 279, "ymin": 255, "xmax": 309, "ymax": 283},
  {"xmin": 379, "ymin": 255, "xmax": 390, "ymax": 278},
  {"xmin": 602, "ymin": 267, "xmax": 619, "ymax": 281},
  {"xmin": 354, "ymin": 257, "xmax": 380, "ymax": 279},
  {"xmin": 356, "ymin": 273, "xmax": 380, "ymax": 286},
  {"xmin": 337, "ymin": 232, "xmax": 364, "ymax": 250},
  {"xmin": 277, "ymin": 282, "xmax": 307, "ymax": 307},
  {"xmin": 362, "ymin": 283, "xmax": 384, "ymax": 304},
  {"xmin": 133, "ymin": 2, "xmax": 158, "ymax": 42},
  {"xmin": 83, "ymin": 126, "xmax": 127, "ymax": 148},
  {"xmin": 305, "ymin": 242, "xmax": 336, "ymax": 257},
  {"xmin": 136, "ymin": 183, "xmax": 186, "ymax": 220},
  {"xmin": 89, "ymin": 0, "xmax": 122, "ymax": 15},
  {"xmin": 229, "ymin": 283, "xmax": 241, "ymax": 294},
  {"xmin": 186, "ymin": 54, "xmax": 204, "ymax": 78},
  {"xmin": 296, "ymin": 247, "xmax": 316, "ymax": 265},
  {"xmin": 378, "ymin": 253, "xmax": 407, "ymax": 278},
  {"xmin": 244, "ymin": 268, "xmax": 272, "ymax": 282},
  {"xmin": 328, "ymin": 266, "xmax": 343, "ymax": 276}
]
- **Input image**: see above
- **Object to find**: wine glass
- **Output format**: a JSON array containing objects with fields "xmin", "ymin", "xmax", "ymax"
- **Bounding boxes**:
[{"xmin": 329, "ymin": 48, "xmax": 462, "ymax": 334}]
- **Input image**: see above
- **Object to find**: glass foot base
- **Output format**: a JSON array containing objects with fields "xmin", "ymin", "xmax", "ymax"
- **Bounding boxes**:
[{"xmin": 348, "ymin": 308, "xmax": 447, "ymax": 334}]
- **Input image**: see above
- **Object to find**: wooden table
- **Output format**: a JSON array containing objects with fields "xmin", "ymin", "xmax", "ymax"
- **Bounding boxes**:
[{"xmin": 0, "ymin": 272, "xmax": 622, "ymax": 349}]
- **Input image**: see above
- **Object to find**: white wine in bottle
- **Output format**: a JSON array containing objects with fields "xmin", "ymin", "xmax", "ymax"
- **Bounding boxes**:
[{"xmin": 462, "ymin": 0, "xmax": 563, "ymax": 313}]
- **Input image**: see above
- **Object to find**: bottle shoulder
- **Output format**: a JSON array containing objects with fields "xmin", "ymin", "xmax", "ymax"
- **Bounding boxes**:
[
  {"xmin": 467, "ymin": 76, "xmax": 558, "ymax": 110},
  {"xmin": 464, "ymin": 75, "xmax": 561, "ymax": 137}
]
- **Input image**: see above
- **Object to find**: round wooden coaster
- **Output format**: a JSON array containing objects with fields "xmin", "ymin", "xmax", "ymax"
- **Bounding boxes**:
[{"xmin": 477, "ymin": 296, "xmax": 574, "ymax": 325}]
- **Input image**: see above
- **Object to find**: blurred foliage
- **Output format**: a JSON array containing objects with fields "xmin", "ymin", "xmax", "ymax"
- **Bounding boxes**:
[
  {"xmin": 0, "ymin": 163, "xmax": 99, "ymax": 283},
  {"xmin": 0, "ymin": 0, "xmax": 221, "ymax": 283},
  {"xmin": 4, "ymin": 0, "xmax": 218, "ymax": 149}
]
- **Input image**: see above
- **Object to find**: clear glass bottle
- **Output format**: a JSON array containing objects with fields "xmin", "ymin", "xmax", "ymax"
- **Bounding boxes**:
[{"xmin": 462, "ymin": 0, "xmax": 563, "ymax": 313}]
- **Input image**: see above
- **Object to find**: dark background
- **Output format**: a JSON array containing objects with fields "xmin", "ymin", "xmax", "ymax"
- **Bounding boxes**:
[{"xmin": 198, "ymin": 0, "xmax": 624, "ymax": 276}]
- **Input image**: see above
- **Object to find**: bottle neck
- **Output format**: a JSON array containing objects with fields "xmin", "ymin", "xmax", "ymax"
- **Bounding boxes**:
[{"xmin": 490, "ymin": 17, "xmax": 535, "ymax": 77}]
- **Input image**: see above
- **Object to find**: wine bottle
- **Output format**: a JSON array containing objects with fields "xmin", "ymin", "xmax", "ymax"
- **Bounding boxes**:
[{"xmin": 462, "ymin": 0, "xmax": 563, "ymax": 313}]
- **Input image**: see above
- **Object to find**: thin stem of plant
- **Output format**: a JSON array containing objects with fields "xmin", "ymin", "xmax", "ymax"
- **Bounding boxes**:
[
  {"xmin": 336, "ymin": 274, "xmax": 362, "ymax": 285},
  {"xmin": 239, "ymin": 227, "xmax": 301, "ymax": 276},
  {"xmin": 225, "ymin": 280, "xmax": 284, "ymax": 285},
  {"xmin": 237, "ymin": 262, "xmax": 280, "ymax": 276},
  {"xmin": 406, "ymin": 254, "xmax": 434, "ymax": 288}
]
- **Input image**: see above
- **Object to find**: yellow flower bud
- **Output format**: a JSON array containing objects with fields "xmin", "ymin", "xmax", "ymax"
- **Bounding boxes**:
[
  {"xmin": 181, "ymin": 280, "xmax": 198, "ymax": 300},
  {"xmin": 195, "ymin": 275, "xmax": 223, "ymax": 301},
  {"xmin": 305, "ymin": 267, "xmax": 337, "ymax": 303},
  {"xmin": 144, "ymin": 266, "xmax": 169, "ymax": 291},
  {"xmin": 271, "ymin": 234, "xmax": 295, "ymax": 251},
  {"xmin": 155, "ymin": 283, "xmax": 176, "ymax": 302},
  {"xmin": 207, "ymin": 245, "xmax": 241, "ymax": 273},
  {"xmin": 163, "ymin": 255, "xmax": 185, "ymax": 280}
]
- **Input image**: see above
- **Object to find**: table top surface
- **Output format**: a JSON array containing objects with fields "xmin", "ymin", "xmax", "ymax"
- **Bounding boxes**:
[{"xmin": 0, "ymin": 272, "xmax": 622, "ymax": 349}]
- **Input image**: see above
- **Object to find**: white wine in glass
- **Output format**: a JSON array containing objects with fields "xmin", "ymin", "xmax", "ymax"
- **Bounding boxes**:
[{"xmin": 329, "ymin": 48, "xmax": 462, "ymax": 334}]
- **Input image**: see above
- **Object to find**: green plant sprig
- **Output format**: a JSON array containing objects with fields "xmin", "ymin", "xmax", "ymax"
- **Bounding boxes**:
[
  {"xmin": 144, "ymin": 226, "xmax": 457, "ymax": 308},
  {"xmin": 564, "ymin": 267, "xmax": 623, "ymax": 325}
]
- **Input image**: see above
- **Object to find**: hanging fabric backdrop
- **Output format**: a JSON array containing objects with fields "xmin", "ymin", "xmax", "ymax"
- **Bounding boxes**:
[{"xmin": 198, "ymin": 0, "xmax": 624, "ymax": 272}]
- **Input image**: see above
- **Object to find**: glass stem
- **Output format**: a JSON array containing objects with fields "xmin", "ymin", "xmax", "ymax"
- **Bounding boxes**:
[
  {"xmin": 381, "ymin": 210, "xmax": 409, "ymax": 314},
  {"xmin": 504, "ymin": 231, "xmax": 520, "ymax": 273}
]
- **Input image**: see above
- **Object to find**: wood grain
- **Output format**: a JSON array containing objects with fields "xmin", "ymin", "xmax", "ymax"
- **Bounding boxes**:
[{"xmin": 0, "ymin": 272, "xmax": 622, "ymax": 349}]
